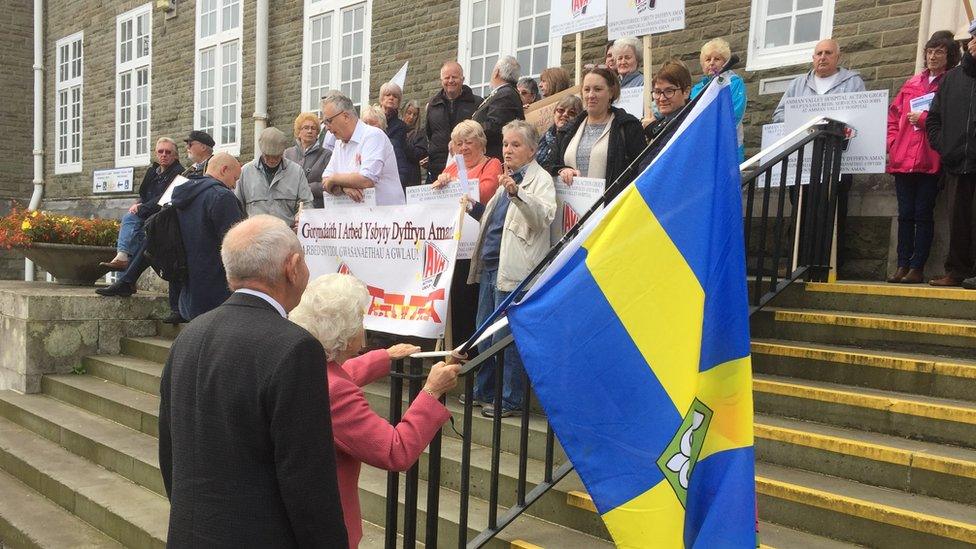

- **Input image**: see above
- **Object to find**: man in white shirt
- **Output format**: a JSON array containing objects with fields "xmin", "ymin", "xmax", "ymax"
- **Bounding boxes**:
[{"xmin": 321, "ymin": 93, "xmax": 405, "ymax": 205}]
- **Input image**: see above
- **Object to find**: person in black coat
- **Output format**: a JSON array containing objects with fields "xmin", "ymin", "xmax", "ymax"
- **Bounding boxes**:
[
  {"xmin": 159, "ymin": 214, "xmax": 348, "ymax": 548},
  {"xmin": 379, "ymin": 82, "xmax": 418, "ymax": 189},
  {"xmin": 401, "ymin": 99, "xmax": 428, "ymax": 186},
  {"xmin": 169, "ymin": 153, "xmax": 246, "ymax": 320},
  {"xmin": 927, "ymin": 39, "xmax": 976, "ymax": 288},
  {"xmin": 472, "ymin": 56, "xmax": 526, "ymax": 162},
  {"xmin": 425, "ymin": 61, "xmax": 481, "ymax": 180},
  {"xmin": 551, "ymin": 67, "xmax": 646, "ymax": 202}
]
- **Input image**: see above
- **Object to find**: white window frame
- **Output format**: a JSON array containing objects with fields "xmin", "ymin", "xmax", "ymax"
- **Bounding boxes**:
[
  {"xmin": 54, "ymin": 32, "xmax": 83, "ymax": 175},
  {"xmin": 301, "ymin": 0, "xmax": 372, "ymax": 112},
  {"xmin": 115, "ymin": 3, "xmax": 153, "ymax": 168},
  {"xmin": 746, "ymin": 0, "xmax": 835, "ymax": 71},
  {"xmin": 457, "ymin": 0, "xmax": 562, "ymax": 97},
  {"xmin": 194, "ymin": 0, "xmax": 244, "ymax": 155}
]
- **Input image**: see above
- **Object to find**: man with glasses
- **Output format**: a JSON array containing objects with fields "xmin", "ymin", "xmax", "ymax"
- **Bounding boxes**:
[{"xmin": 182, "ymin": 130, "xmax": 215, "ymax": 177}]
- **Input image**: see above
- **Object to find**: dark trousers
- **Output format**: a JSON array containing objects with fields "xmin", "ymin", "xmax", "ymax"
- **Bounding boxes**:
[
  {"xmin": 449, "ymin": 259, "xmax": 479, "ymax": 348},
  {"xmin": 945, "ymin": 173, "xmax": 976, "ymax": 279},
  {"xmin": 120, "ymin": 240, "xmax": 182, "ymax": 312},
  {"xmin": 894, "ymin": 173, "xmax": 940, "ymax": 270}
]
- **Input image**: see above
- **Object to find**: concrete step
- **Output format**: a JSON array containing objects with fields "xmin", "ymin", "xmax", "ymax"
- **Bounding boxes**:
[
  {"xmin": 772, "ymin": 281, "xmax": 976, "ymax": 321},
  {"xmin": 751, "ymin": 308, "xmax": 976, "ymax": 359},
  {"xmin": 0, "ymin": 468, "xmax": 125, "ymax": 549},
  {"xmin": 83, "ymin": 354, "xmax": 164, "ymax": 396},
  {"xmin": 752, "ymin": 339, "xmax": 976, "ymax": 402},
  {"xmin": 754, "ymin": 374, "xmax": 976, "ymax": 447},
  {"xmin": 41, "ymin": 375, "xmax": 159, "ymax": 438},
  {"xmin": 758, "ymin": 521, "xmax": 864, "ymax": 548},
  {"xmin": 0, "ymin": 416, "xmax": 168, "ymax": 548},
  {"xmin": 755, "ymin": 413, "xmax": 976, "ymax": 505},
  {"xmin": 357, "ymin": 462, "xmax": 612, "ymax": 549},
  {"xmin": 119, "ymin": 336, "xmax": 173, "ymax": 365},
  {"xmin": 0, "ymin": 390, "xmax": 163, "ymax": 495}
]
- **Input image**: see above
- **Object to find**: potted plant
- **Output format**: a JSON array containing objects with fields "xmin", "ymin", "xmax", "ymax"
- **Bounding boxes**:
[{"xmin": 0, "ymin": 205, "xmax": 120, "ymax": 285}]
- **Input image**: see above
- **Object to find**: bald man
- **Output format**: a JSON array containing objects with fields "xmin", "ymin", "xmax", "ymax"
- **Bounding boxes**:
[
  {"xmin": 425, "ymin": 60, "xmax": 482, "ymax": 180},
  {"xmin": 169, "ymin": 152, "xmax": 246, "ymax": 319}
]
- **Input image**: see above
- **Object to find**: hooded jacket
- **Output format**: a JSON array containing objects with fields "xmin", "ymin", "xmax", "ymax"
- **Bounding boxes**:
[
  {"xmin": 425, "ymin": 85, "xmax": 481, "ymax": 177},
  {"xmin": 926, "ymin": 51, "xmax": 976, "ymax": 175},
  {"xmin": 170, "ymin": 174, "xmax": 246, "ymax": 320},
  {"xmin": 887, "ymin": 70, "xmax": 944, "ymax": 175},
  {"xmin": 772, "ymin": 67, "xmax": 866, "ymax": 123}
]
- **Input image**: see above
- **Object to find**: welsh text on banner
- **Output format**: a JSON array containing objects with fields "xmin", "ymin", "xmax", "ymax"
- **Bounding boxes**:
[
  {"xmin": 607, "ymin": 0, "xmax": 685, "ymax": 39},
  {"xmin": 550, "ymin": 0, "xmax": 608, "ymax": 36}
]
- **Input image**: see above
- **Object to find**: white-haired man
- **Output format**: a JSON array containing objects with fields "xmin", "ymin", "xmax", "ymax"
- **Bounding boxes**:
[
  {"xmin": 236, "ymin": 127, "xmax": 314, "ymax": 225},
  {"xmin": 472, "ymin": 55, "xmax": 525, "ymax": 162},
  {"xmin": 321, "ymin": 93, "xmax": 406, "ymax": 205},
  {"xmin": 159, "ymin": 214, "xmax": 348, "ymax": 547}
]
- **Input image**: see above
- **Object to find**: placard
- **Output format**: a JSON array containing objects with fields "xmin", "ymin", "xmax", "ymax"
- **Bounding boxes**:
[
  {"xmin": 783, "ymin": 90, "xmax": 888, "ymax": 174},
  {"xmin": 92, "ymin": 167, "xmax": 135, "ymax": 194},
  {"xmin": 157, "ymin": 175, "xmax": 189, "ymax": 205},
  {"xmin": 406, "ymin": 181, "xmax": 479, "ymax": 259},
  {"xmin": 322, "ymin": 187, "xmax": 377, "ymax": 208},
  {"xmin": 607, "ymin": 0, "xmax": 685, "ymax": 39},
  {"xmin": 551, "ymin": 176, "xmax": 605, "ymax": 244},
  {"xmin": 550, "ymin": 0, "xmax": 608, "ymax": 36},
  {"xmin": 614, "ymin": 86, "xmax": 645, "ymax": 119},
  {"xmin": 299, "ymin": 203, "xmax": 461, "ymax": 338}
]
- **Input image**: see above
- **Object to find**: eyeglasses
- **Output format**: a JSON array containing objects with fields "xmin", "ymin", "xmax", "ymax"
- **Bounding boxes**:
[
  {"xmin": 652, "ymin": 87, "xmax": 682, "ymax": 99},
  {"xmin": 156, "ymin": 149, "xmax": 175, "ymax": 154},
  {"xmin": 925, "ymin": 48, "xmax": 947, "ymax": 57},
  {"xmin": 554, "ymin": 107, "xmax": 578, "ymax": 118},
  {"xmin": 322, "ymin": 111, "xmax": 346, "ymax": 125},
  {"xmin": 300, "ymin": 125, "xmax": 319, "ymax": 131}
]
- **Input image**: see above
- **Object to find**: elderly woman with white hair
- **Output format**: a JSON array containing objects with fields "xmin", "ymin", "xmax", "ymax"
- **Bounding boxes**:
[
  {"xmin": 462, "ymin": 119, "xmax": 556, "ymax": 418},
  {"xmin": 289, "ymin": 273, "xmax": 459, "ymax": 549},
  {"xmin": 379, "ymin": 81, "xmax": 421, "ymax": 188},
  {"xmin": 236, "ymin": 127, "xmax": 314, "ymax": 225},
  {"xmin": 690, "ymin": 37, "xmax": 747, "ymax": 160},
  {"xmin": 613, "ymin": 36, "xmax": 644, "ymax": 89}
]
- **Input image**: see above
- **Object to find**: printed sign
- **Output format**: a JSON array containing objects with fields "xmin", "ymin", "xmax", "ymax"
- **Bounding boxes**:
[
  {"xmin": 758, "ymin": 123, "xmax": 811, "ymax": 187},
  {"xmin": 322, "ymin": 187, "xmax": 377, "ymax": 208},
  {"xmin": 551, "ymin": 176, "xmax": 605, "ymax": 244},
  {"xmin": 406, "ymin": 181, "xmax": 480, "ymax": 259},
  {"xmin": 607, "ymin": 0, "xmax": 685, "ymax": 39},
  {"xmin": 783, "ymin": 90, "xmax": 888, "ymax": 174},
  {"xmin": 550, "ymin": 0, "xmax": 608, "ymax": 36},
  {"xmin": 298, "ymin": 203, "xmax": 461, "ymax": 338},
  {"xmin": 92, "ymin": 167, "xmax": 135, "ymax": 194},
  {"xmin": 909, "ymin": 92, "xmax": 934, "ymax": 113},
  {"xmin": 614, "ymin": 85, "xmax": 645, "ymax": 119}
]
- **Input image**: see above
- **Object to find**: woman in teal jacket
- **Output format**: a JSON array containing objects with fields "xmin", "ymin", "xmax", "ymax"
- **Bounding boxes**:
[{"xmin": 690, "ymin": 38, "xmax": 747, "ymax": 161}]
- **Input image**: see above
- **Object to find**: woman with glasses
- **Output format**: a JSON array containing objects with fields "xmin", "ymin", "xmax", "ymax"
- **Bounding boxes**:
[
  {"xmin": 284, "ymin": 112, "xmax": 331, "ymax": 208},
  {"xmin": 645, "ymin": 61, "xmax": 693, "ymax": 143},
  {"xmin": 886, "ymin": 31, "xmax": 960, "ymax": 284},
  {"xmin": 690, "ymin": 38, "xmax": 747, "ymax": 161},
  {"xmin": 550, "ymin": 67, "xmax": 646, "ymax": 200},
  {"xmin": 536, "ymin": 95, "xmax": 583, "ymax": 171}
]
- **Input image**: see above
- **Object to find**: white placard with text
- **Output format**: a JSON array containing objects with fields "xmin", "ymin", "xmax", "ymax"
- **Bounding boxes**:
[{"xmin": 607, "ymin": 0, "xmax": 685, "ymax": 39}]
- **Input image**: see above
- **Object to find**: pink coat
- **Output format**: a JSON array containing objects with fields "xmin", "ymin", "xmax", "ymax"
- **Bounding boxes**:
[
  {"xmin": 887, "ymin": 70, "xmax": 944, "ymax": 174},
  {"xmin": 327, "ymin": 350, "xmax": 451, "ymax": 548}
]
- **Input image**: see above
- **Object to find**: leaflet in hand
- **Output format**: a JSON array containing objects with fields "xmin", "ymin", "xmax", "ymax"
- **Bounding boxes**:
[{"xmin": 909, "ymin": 92, "xmax": 935, "ymax": 113}]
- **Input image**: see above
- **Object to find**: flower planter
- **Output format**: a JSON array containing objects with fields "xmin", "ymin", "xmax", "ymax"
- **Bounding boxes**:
[{"xmin": 18, "ymin": 242, "xmax": 116, "ymax": 286}]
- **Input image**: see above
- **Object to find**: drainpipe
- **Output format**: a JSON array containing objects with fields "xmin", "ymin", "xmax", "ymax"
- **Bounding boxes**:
[
  {"xmin": 25, "ymin": 0, "xmax": 44, "ymax": 281},
  {"xmin": 252, "ymin": 0, "xmax": 269, "ymax": 158}
]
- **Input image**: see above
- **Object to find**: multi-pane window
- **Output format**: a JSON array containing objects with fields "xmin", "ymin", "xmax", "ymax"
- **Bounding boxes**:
[
  {"xmin": 195, "ymin": 0, "xmax": 242, "ymax": 153},
  {"xmin": 302, "ymin": 0, "xmax": 371, "ymax": 112},
  {"xmin": 55, "ymin": 33, "xmax": 83, "ymax": 174},
  {"xmin": 116, "ymin": 4, "xmax": 152, "ymax": 167},
  {"xmin": 747, "ymin": 0, "xmax": 835, "ymax": 71},
  {"xmin": 460, "ymin": 0, "xmax": 560, "ymax": 98}
]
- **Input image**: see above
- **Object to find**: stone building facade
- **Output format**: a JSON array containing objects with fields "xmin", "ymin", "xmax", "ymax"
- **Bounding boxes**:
[{"xmin": 0, "ymin": 0, "xmax": 964, "ymax": 280}]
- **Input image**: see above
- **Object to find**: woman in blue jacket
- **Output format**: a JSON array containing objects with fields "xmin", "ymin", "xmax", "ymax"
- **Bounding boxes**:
[{"xmin": 690, "ymin": 38, "xmax": 747, "ymax": 161}]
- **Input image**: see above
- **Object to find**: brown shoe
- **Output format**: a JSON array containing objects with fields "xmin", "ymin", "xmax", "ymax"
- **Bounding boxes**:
[
  {"xmin": 900, "ymin": 268, "xmax": 924, "ymax": 284},
  {"xmin": 99, "ymin": 259, "xmax": 129, "ymax": 271},
  {"xmin": 929, "ymin": 275, "xmax": 963, "ymax": 287},
  {"xmin": 887, "ymin": 266, "xmax": 909, "ymax": 283}
]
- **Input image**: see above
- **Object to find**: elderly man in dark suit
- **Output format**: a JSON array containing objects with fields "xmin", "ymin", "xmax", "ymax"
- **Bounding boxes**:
[
  {"xmin": 158, "ymin": 214, "xmax": 348, "ymax": 548},
  {"xmin": 472, "ymin": 55, "xmax": 526, "ymax": 162}
]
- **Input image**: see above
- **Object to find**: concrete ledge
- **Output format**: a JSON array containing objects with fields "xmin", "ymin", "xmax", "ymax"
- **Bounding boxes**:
[{"xmin": 0, "ymin": 281, "xmax": 167, "ymax": 393}]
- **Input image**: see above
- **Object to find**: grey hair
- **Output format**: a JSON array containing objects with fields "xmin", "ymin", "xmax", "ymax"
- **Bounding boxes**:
[
  {"xmin": 612, "ymin": 36, "xmax": 643, "ymax": 65},
  {"xmin": 494, "ymin": 55, "xmax": 521, "ymax": 84},
  {"xmin": 379, "ymin": 81, "xmax": 403, "ymax": 101},
  {"xmin": 361, "ymin": 104, "xmax": 388, "ymax": 130},
  {"xmin": 517, "ymin": 77, "xmax": 540, "ymax": 102},
  {"xmin": 258, "ymin": 127, "xmax": 290, "ymax": 157},
  {"xmin": 289, "ymin": 274, "xmax": 370, "ymax": 360},
  {"xmin": 502, "ymin": 119, "xmax": 539, "ymax": 152},
  {"xmin": 221, "ymin": 215, "xmax": 302, "ymax": 288},
  {"xmin": 321, "ymin": 93, "xmax": 357, "ymax": 116},
  {"xmin": 400, "ymin": 99, "xmax": 421, "ymax": 129},
  {"xmin": 155, "ymin": 136, "xmax": 178, "ymax": 151}
]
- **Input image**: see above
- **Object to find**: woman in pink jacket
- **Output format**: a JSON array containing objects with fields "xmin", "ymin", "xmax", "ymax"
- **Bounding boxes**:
[
  {"xmin": 886, "ymin": 31, "xmax": 959, "ymax": 283},
  {"xmin": 289, "ymin": 273, "xmax": 459, "ymax": 548}
]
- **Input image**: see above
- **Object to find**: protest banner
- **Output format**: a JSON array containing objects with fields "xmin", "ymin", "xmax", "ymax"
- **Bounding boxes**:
[
  {"xmin": 323, "ymin": 187, "xmax": 377, "ymax": 207},
  {"xmin": 607, "ymin": 0, "xmax": 684, "ymax": 39},
  {"xmin": 550, "ymin": 0, "xmax": 607, "ymax": 36},
  {"xmin": 614, "ymin": 85, "xmax": 644, "ymax": 119},
  {"xmin": 406, "ymin": 181, "xmax": 480, "ymax": 259},
  {"xmin": 551, "ymin": 176, "xmax": 604, "ymax": 244},
  {"xmin": 299, "ymin": 203, "xmax": 462, "ymax": 338}
]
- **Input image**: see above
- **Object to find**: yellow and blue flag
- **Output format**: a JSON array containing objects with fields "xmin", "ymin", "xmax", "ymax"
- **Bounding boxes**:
[{"xmin": 507, "ymin": 76, "xmax": 755, "ymax": 548}]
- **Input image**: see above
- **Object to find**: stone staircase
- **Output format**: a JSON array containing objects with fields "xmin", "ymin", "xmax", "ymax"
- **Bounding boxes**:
[{"xmin": 0, "ymin": 281, "xmax": 974, "ymax": 548}]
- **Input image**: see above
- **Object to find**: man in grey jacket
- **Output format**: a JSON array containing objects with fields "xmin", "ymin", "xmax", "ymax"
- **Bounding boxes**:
[
  {"xmin": 773, "ymin": 39, "xmax": 865, "ymax": 272},
  {"xmin": 236, "ymin": 127, "xmax": 315, "ymax": 226}
]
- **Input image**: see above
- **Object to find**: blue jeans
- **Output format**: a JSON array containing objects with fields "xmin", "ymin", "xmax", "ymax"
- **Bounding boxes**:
[
  {"xmin": 894, "ymin": 173, "xmax": 940, "ymax": 269},
  {"xmin": 117, "ymin": 212, "xmax": 145, "ymax": 256},
  {"xmin": 472, "ymin": 269, "xmax": 526, "ymax": 410}
]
